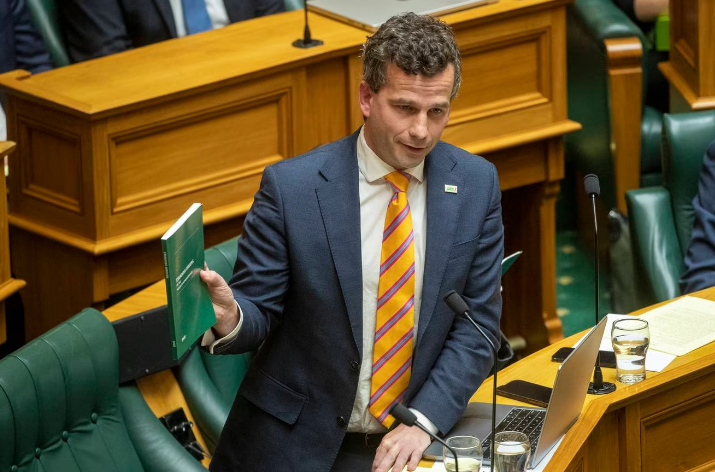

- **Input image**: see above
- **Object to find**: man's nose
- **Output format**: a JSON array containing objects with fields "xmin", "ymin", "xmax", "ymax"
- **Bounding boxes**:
[{"xmin": 409, "ymin": 113, "xmax": 428, "ymax": 140}]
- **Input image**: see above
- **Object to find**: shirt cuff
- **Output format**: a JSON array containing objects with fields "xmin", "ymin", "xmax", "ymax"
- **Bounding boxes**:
[
  {"xmin": 201, "ymin": 300, "xmax": 243, "ymax": 354},
  {"xmin": 409, "ymin": 408, "xmax": 439, "ymax": 436}
]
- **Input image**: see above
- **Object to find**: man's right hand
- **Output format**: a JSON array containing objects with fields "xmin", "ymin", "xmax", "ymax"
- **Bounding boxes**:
[{"xmin": 200, "ymin": 265, "xmax": 240, "ymax": 337}]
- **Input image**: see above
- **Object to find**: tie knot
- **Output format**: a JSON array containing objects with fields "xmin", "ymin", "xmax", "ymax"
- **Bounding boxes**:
[{"xmin": 384, "ymin": 171, "xmax": 410, "ymax": 193}]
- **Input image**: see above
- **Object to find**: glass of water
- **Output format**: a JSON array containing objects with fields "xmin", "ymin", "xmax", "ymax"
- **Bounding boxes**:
[
  {"xmin": 611, "ymin": 318, "xmax": 650, "ymax": 384},
  {"xmin": 443, "ymin": 435, "xmax": 482, "ymax": 472},
  {"xmin": 492, "ymin": 431, "xmax": 530, "ymax": 472}
]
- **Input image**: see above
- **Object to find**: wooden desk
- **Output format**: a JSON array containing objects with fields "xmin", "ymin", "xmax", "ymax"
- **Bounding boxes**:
[
  {"xmin": 0, "ymin": 0, "xmax": 579, "ymax": 348},
  {"xmin": 467, "ymin": 286, "xmax": 715, "ymax": 472},
  {"xmin": 104, "ymin": 277, "xmax": 715, "ymax": 471},
  {"xmin": 658, "ymin": 0, "xmax": 715, "ymax": 112},
  {"xmin": 0, "ymin": 142, "xmax": 26, "ymax": 347}
]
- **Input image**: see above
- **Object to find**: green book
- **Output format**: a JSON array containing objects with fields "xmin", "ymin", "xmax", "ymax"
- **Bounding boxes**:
[
  {"xmin": 161, "ymin": 203, "xmax": 216, "ymax": 360},
  {"xmin": 501, "ymin": 251, "xmax": 522, "ymax": 276}
]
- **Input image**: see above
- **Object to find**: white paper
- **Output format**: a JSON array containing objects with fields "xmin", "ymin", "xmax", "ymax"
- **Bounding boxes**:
[
  {"xmin": 639, "ymin": 296, "xmax": 715, "ymax": 356},
  {"xmin": 575, "ymin": 314, "xmax": 676, "ymax": 372}
]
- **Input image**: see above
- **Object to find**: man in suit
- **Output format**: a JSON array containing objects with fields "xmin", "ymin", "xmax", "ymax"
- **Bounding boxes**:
[
  {"xmin": 1, "ymin": 0, "xmax": 53, "ymax": 140},
  {"xmin": 59, "ymin": 0, "xmax": 285, "ymax": 62},
  {"xmin": 681, "ymin": 140, "xmax": 715, "ymax": 294},
  {"xmin": 200, "ymin": 13, "xmax": 503, "ymax": 472}
]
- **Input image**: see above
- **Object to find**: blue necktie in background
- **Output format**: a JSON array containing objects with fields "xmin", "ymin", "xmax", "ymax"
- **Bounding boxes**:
[{"xmin": 182, "ymin": 0, "xmax": 213, "ymax": 35}]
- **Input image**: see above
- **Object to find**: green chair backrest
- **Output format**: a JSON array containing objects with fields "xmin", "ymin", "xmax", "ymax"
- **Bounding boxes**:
[
  {"xmin": 566, "ymin": 0, "xmax": 651, "ymax": 210},
  {"xmin": 284, "ymin": 0, "xmax": 303, "ymax": 11},
  {"xmin": 25, "ymin": 0, "xmax": 70, "ymax": 67},
  {"xmin": 0, "ymin": 308, "xmax": 145, "ymax": 471},
  {"xmin": 662, "ymin": 111, "xmax": 715, "ymax": 257}
]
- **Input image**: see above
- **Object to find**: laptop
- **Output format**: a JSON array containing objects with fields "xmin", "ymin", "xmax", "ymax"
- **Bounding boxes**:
[
  {"xmin": 424, "ymin": 316, "xmax": 608, "ymax": 469},
  {"xmin": 307, "ymin": 0, "xmax": 498, "ymax": 32}
]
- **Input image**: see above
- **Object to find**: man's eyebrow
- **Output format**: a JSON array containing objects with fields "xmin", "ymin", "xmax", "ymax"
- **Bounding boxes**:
[{"xmin": 390, "ymin": 98, "xmax": 450, "ymax": 108}]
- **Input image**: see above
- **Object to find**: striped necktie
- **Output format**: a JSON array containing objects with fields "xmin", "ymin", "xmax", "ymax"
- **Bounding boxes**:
[
  {"xmin": 182, "ymin": 0, "xmax": 213, "ymax": 35},
  {"xmin": 369, "ymin": 170, "xmax": 415, "ymax": 428}
]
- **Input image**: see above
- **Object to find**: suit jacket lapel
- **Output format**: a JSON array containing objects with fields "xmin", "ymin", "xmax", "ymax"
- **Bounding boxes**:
[
  {"xmin": 417, "ymin": 149, "xmax": 462, "ymax": 347},
  {"xmin": 153, "ymin": 0, "xmax": 178, "ymax": 37},
  {"xmin": 316, "ymin": 133, "xmax": 364, "ymax": 356}
]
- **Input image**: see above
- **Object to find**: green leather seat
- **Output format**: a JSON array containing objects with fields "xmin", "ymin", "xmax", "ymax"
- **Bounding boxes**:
[
  {"xmin": 566, "ymin": 0, "xmax": 662, "ymax": 211},
  {"xmin": 626, "ymin": 111, "xmax": 715, "ymax": 306},
  {"xmin": 174, "ymin": 237, "xmax": 254, "ymax": 454},
  {"xmin": 0, "ymin": 308, "xmax": 206, "ymax": 472},
  {"xmin": 284, "ymin": 0, "xmax": 303, "ymax": 10},
  {"xmin": 25, "ymin": 0, "xmax": 70, "ymax": 67}
]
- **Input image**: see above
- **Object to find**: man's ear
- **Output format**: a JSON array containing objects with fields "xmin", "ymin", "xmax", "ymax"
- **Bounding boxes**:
[{"xmin": 358, "ymin": 81, "xmax": 373, "ymax": 118}]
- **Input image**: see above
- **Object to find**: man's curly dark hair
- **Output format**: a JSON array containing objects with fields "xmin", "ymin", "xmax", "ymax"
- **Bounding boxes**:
[{"xmin": 361, "ymin": 13, "xmax": 461, "ymax": 100}]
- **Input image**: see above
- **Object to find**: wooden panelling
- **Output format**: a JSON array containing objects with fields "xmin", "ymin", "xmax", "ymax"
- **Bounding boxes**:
[
  {"xmin": 488, "ymin": 141, "xmax": 549, "ymax": 191},
  {"xmin": 641, "ymin": 389, "xmax": 715, "ymax": 472},
  {"xmin": 18, "ymin": 119, "xmax": 83, "ymax": 214},
  {"xmin": 605, "ymin": 37, "xmax": 643, "ymax": 214},
  {"xmin": 660, "ymin": 0, "xmax": 715, "ymax": 111},
  {"xmin": 304, "ymin": 57, "xmax": 353, "ymax": 150},
  {"xmin": 101, "ymin": 70, "xmax": 304, "ymax": 238}
]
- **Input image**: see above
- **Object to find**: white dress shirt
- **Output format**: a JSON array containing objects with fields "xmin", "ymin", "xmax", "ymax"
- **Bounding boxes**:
[
  {"xmin": 203, "ymin": 127, "xmax": 438, "ymax": 435},
  {"xmin": 168, "ymin": 0, "xmax": 230, "ymax": 37}
]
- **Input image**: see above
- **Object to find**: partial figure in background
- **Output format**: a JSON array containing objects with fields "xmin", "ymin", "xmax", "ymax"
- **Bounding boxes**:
[
  {"xmin": 60, "ymin": 0, "xmax": 285, "ymax": 63},
  {"xmin": 1, "ymin": 0, "xmax": 53, "ymax": 141},
  {"xmin": 681, "ymin": 141, "xmax": 715, "ymax": 294}
]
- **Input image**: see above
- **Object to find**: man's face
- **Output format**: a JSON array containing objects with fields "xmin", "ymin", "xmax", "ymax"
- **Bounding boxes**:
[{"xmin": 359, "ymin": 63, "xmax": 454, "ymax": 170}]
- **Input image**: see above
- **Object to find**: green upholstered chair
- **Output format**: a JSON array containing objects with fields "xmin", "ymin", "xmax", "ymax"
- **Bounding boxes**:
[
  {"xmin": 626, "ymin": 111, "xmax": 715, "ymax": 307},
  {"xmin": 174, "ymin": 237, "xmax": 254, "ymax": 454},
  {"xmin": 566, "ymin": 0, "xmax": 663, "ymax": 213},
  {"xmin": 284, "ymin": 0, "xmax": 303, "ymax": 11},
  {"xmin": 25, "ymin": 0, "xmax": 70, "ymax": 67},
  {"xmin": 0, "ymin": 307, "xmax": 206, "ymax": 472}
]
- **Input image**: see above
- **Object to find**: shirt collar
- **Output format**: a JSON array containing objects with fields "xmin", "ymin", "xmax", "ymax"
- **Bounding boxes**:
[{"xmin": 357, "ymin": 126, "xmax": 425, "ymax": 184}]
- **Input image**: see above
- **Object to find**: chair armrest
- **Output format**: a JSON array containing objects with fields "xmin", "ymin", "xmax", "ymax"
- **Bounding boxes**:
[
  {"xmin": 626, "ymin": 187, "xmax": 683, "ymax": 304},
  {"xmin": 174, "ymin": 348, "xmax": 231, "ymax": 452},
  {"xmin": 118, "ymin": 383, "xmax": 208, "ymax": 472}
]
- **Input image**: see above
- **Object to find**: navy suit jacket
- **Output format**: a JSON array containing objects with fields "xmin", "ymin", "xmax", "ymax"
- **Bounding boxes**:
[
  {"xmin": 681, "ymin": 140, "xmax": 715, "ymax": 294},
  {"xmin": 210, "ymin": 130, "xmax": 504, "ymax": 471},
  {"xmin": 0, "ymin": 0, "xmax": 52, "ymax": 74},
  {"xmin": 60, "ymin": 0, "xmax": 285, "ymax": 62}
]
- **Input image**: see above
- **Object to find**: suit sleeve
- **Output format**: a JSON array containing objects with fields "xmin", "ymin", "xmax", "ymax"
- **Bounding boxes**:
[
  {"xmin": 680, "ymin": 142, "xmax": 715, "ymax": 294},
  {"xmin": 408, "ymin": 163, "xmax": 504, "ymax": 434},
  {"xmin": 212, "ymin": 165, "xmax": 290, "ymax": 355},
  {"xmin": 12, "ymin": 0, "xmax": 53, "ymax": 73},
  {"xmin": 59, "ymin": 0, "xmax": 131, "ymax": 62}
]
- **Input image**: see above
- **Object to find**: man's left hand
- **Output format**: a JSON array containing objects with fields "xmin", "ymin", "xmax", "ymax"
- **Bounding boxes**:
[{"xmin": 372, "ymin": 424, "xmax": 431, "ymax": 472}]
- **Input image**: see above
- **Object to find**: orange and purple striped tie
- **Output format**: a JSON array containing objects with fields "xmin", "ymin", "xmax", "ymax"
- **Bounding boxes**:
[{"xmin": 369, "ymin": 171, "xmax": 415, "ymax": 428}]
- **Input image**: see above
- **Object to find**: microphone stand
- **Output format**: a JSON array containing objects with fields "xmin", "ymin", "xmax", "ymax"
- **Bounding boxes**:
[
  {"xmin": 584, "ymin": 176, "xmax": 616, "ymax": 395},
  {"xmin": 292, "ymin": 0, "xmax": 323, "ymax": 48},
  {"xmin": 444, "ymin": 291, "xmax": 498, "ymax": 463}
]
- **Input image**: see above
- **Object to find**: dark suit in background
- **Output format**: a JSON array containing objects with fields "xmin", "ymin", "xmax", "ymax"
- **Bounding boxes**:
[
  {"xmin": 208, "ymin": 130, "xmax": 503, "ymax": 471},
  {"xmin": 59, "ymin": 0, "xmax": 285, "ymax": 62},
  {"xmin": 681, "ymin": 141, "xmax": 715, "ymax": 294},
  {"xmin": 0, "ymin": 0, "xmax": 52, "ymax": 75}
]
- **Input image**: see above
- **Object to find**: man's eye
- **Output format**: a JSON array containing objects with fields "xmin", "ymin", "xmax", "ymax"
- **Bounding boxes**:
[
  {"xmin": 432, "ymin": 108, "xmax": 443, "ymax": 115},
  {"xmin": 400, "ymin": 105, "xmax": 412, "ymax": 111}
]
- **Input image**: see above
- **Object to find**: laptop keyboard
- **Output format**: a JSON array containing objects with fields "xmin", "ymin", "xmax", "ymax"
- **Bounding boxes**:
[{"xmin": 481, "ymin": 407, "xmax": 546, "ymax": 460}]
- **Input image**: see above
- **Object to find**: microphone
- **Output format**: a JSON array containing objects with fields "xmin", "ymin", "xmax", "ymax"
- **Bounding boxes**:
[
  {"xmin": 292, "ymin": 0, "xmax": 323, "ymax": 49},
  {"xmin": 443, "ymin": 290, "xmax": 498, "ymax": 463},
  {"xmin": 390, "ymin": 403, "xmax": 459, "ymax": 472},
  {"xmin": 583, "ymin": 174, "xmax": 616, "ymax": 395}
]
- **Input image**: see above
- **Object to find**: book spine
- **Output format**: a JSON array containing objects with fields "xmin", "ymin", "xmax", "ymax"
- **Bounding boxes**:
[{"xmin": 162, "ymin": 239, "xmax": 179, "ymax": 360}]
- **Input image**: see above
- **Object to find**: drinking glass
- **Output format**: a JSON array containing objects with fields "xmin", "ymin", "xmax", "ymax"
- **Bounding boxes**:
[
  {"xmin": 492, "ymin": 431, "xmax": 530, "ymax": 472},
  {"xmin": 611, "ymin": 318, "xmax": 650, "ymax": 384},
  {"xmin": 443, "ymin": 435, "xmax": 482, "ymax": 472}
]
